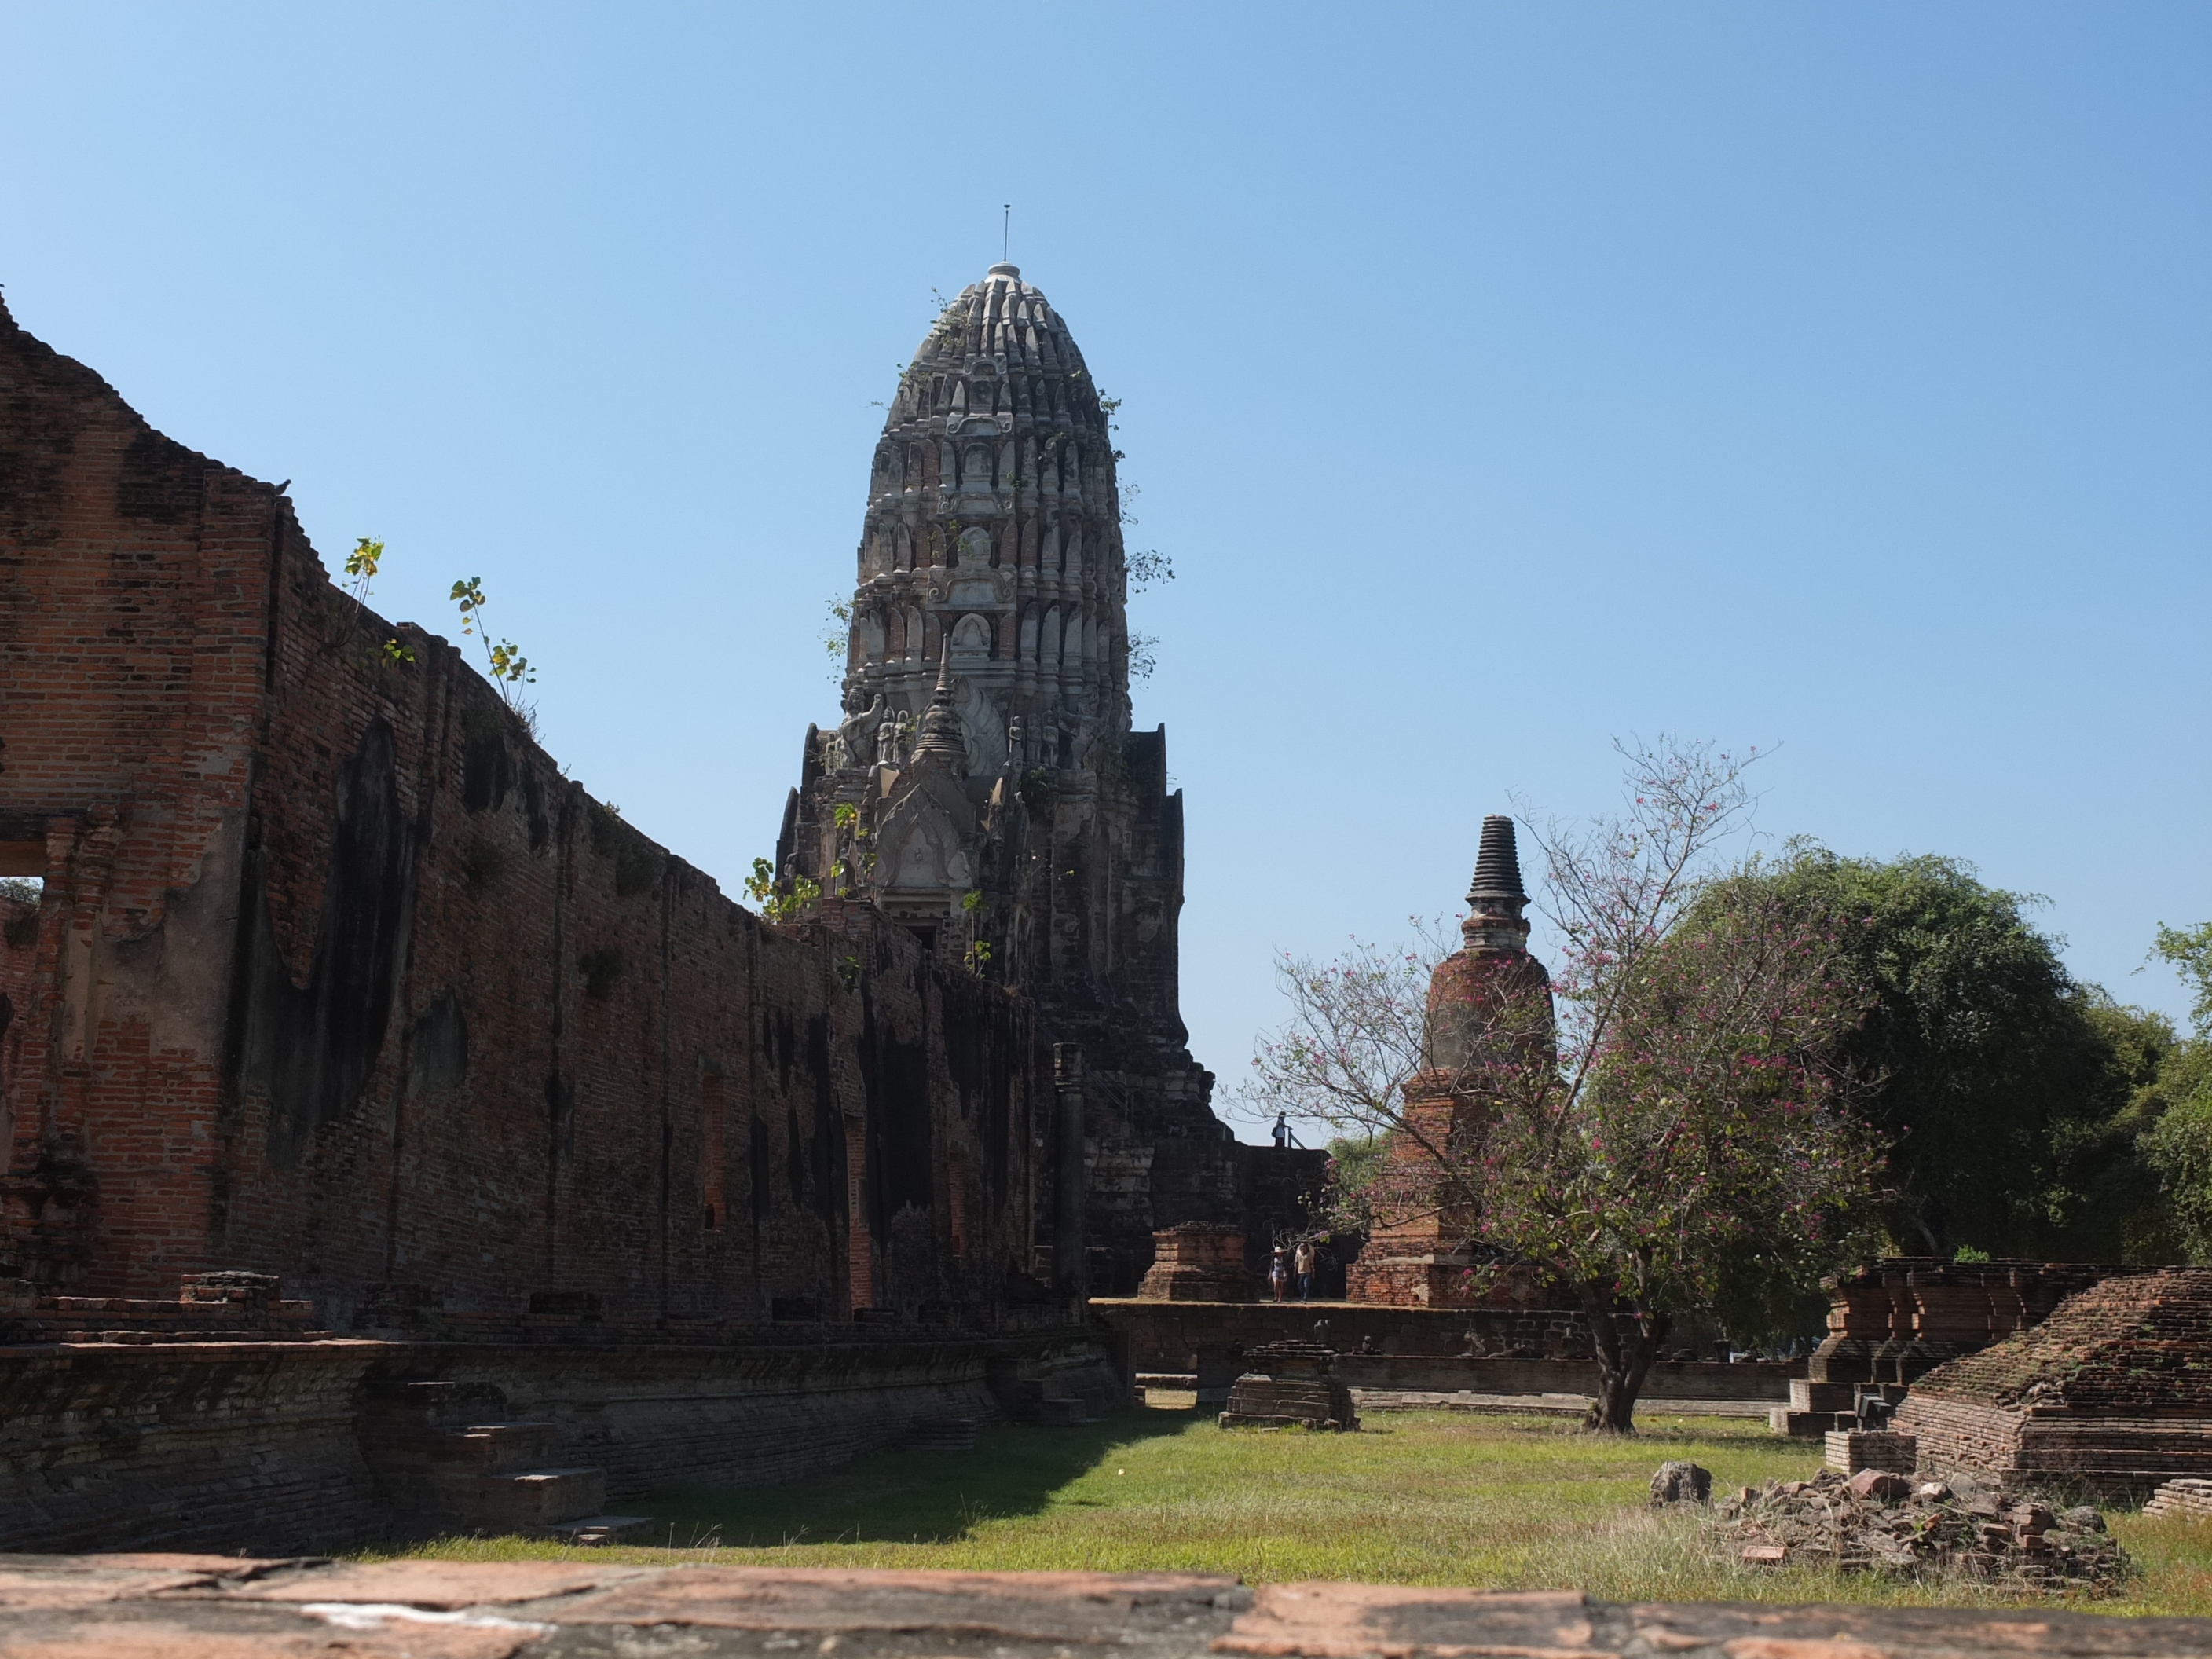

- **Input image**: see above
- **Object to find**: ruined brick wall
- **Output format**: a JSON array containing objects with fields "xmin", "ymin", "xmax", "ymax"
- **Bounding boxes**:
[
  {"xmin": 0, "ymin": 295, "xmax": 1052, "ymax": 1326},
  {"xmin": 0, "ymin": 1339, "xmax": 388, "ymax": 1553},
  {"xmin": 0, "ymin": 1326, "xmax": 1119, "ymax": 1555},
  {"xmin": 0, "ymin": 893, "xmax": 34, "ymax": 1170},
  {"xmin": 1807, "ymin": 1258, "xmax": 2149, "ymax": 1386}
]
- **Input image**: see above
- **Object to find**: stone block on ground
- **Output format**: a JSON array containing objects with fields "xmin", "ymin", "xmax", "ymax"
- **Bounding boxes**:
[
  {"xmin": 1649, "ymin": 1461, "xmax": 1711, "ymax": 1505},
  {"xmin": 468, "ymin": 1467, "xmax": 608, "ymax": 1529},
  {"xmin": 534, "ymin": 1513, "xmax": 657, "ymax": 1546},
  {"xmin": 1789, "ymin": 1379, "xmax": 1858, "ymax": 1413},
  {"xmin": 1771, "ymin": 1408, "xmax": 1851, "ymax": 1438},
  {"xmin": 1219, "ymin": 1342, "xmax": 1357, "ymax": 1431},
  {"xmin": 1845, "ymin": 1468, "xmax": 1913, "ymax": 1501}
]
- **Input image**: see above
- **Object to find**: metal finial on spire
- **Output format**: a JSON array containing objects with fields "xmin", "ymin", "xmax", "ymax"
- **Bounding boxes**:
[{"xmin": 1003, "ymin": 203, "xmax": 1011, "ymax": 264}]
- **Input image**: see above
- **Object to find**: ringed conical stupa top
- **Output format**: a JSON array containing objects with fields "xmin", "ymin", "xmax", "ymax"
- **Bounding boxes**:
[
  {"xmin": 829, "ymin": 266, "xmax": 1130, "ymax": 781},
  {"xmin": 1467, "ymin": 815, "xmax": 1529, "ymax": 910}
]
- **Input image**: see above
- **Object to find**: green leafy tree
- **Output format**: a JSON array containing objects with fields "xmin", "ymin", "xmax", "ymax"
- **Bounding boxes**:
[
  {"xmin": 1685, "ymin": 846, "xmax": 2160, "ymax": 1258},
  {"xmin": 2155, "ymin": 922, "xmax": 2212, "ymax": 1032},
  {"xmin": 2141, "ymin": 923, "xmax": 2212, "ymax": 1260}
]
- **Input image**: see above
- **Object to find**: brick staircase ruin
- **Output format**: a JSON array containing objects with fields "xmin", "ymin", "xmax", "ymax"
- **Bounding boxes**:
[
  {"xmin": 1772, "ymin": 1259, "xmax": 2145, "ymax": 1441},
  {"xmin": 357, "ymin": 1380, "xmax": 650, "ymax": 1544},
  {"xmin": 1892, "ymin": 1268, "xmax": 2212, "ymax": 1498},
  {"xmin": 0, "ymin": 1269, "xmax": 331, "ymax": 1344}
]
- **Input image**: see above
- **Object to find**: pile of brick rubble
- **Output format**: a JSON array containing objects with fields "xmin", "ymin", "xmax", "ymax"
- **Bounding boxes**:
[{"xmin": 1708, "ymin": 1467, "xmax": 2130, "ymax": 1591}]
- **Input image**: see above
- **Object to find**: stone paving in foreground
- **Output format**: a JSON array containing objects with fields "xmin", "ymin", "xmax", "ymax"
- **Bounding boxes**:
[{"xmin": 4, "ymin": 1555, "xmax": 2212, "ymax": 1658}]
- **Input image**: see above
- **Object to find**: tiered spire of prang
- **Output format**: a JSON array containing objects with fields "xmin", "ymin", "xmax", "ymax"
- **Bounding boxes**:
[
  {"xmin": 1462, "ymin": 814, "xmax": 1533, "ymax": 955},
  {"xmin": 778, "ymin": 266, "xmax": 1222, "ymax": 1251},
  {"xmin": 828, "ymin": 262, "xmax": 1130, "ymax": 773}
]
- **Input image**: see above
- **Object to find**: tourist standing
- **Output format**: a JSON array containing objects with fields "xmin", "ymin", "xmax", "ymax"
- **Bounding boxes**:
[
  {"xmin": 1294, "ymin": 1240, "xmax": 1316, "ymax": 1301},
  {"xmin": 1269, "ymin": 1247, "xmax": 1288, "ymax": 1302}
]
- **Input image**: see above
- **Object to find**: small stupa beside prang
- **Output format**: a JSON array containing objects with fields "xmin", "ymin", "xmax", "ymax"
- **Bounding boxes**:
[
  {"xmin": 1346, "ymin": 815, "xmax": 1553, "ymax": 1307},
  {"xmin": 1218, "ymin": 1342, "xmax": 1358, "ymax": 1431}
]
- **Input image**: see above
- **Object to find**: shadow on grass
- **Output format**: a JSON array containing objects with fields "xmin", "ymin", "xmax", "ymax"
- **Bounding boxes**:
[{"xmin": 639, "ymin": 1404, "xmax": 1199, "ymax": 1547}]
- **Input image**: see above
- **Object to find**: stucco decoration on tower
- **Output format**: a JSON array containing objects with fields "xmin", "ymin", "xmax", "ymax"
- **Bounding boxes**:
[
  {"xmin": 832, "ymin": 262, "xmax": 1130, "ymax": 779},
  {"xmin": 776, "ymin": 266, "xmax": 1257, "ymax": 1292}
]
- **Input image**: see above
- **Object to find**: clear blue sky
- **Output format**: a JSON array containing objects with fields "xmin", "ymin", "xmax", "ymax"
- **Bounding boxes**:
[{"xmin": 5, "ymin": 5, "xmax": 2206, "ymax": 1138}]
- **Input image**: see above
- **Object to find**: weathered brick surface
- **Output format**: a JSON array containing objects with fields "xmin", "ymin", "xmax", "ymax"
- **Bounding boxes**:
[
  {"xmin": 0, "ymin": 1339, "xmax": 388, "ymax": 1553},
  {"xmin": 0, "ymin": 293, "xmax": 1054, "ymax": 1331},
  {"xmin": 0, "ymin": 1327, "xmax": 1120, "ymax": 1554},
  {"xmin": 1136, "ymin": 1222, "xmax": 1246, "ymax": 1301},
  {"xmin": 1896, "ymin": 1269, "xmax": 2212, "ymax": 1496},
  {"xmin": 0, "ymin": 894, "xmax": 33, "ymax": 1163},
  {"xmin": 1810, "ymin": 1258, "xmax": 2146, "ymax": 1386}
]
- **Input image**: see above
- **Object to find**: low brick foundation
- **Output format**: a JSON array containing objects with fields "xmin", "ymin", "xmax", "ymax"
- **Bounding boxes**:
[
  {"xmin": 1895, "ymin": 1269, "xmax": 2212, "ymax": 1499},
  {"xmin": 1093, "ymin": 1300, "xmax": 1799, "ymax": 1401},
  {"xmin": 0, "ymin": 1326, "xmax": 1118, "ymax": 1554},
  {"xmin": 2144, "ymin": 1479, "xmax": 2212, "ymax": 1520},
  {"xmin": 0, "ymin": 1339, "xmax": 388, "ymax": 1554}
]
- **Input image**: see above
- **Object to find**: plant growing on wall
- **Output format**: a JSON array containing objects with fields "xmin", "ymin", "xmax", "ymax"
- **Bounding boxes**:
[
  {"xmin": 1127, "ymin": 548, "xmax": 1174, "ymax": 592},
  {"xmin": 745, "ymin": 858, "xmax": 820, "ymax": 925},
  {"xmin": 449, "ymin": 577, "xmax": 534, "ymax": 709},
  {"xmin": 342, "ymin": 537, "xmax": 415, "ymax": 664},
  {"xmin": 822, "ymin": 595, "xmax": 852, "ymax": 683}
]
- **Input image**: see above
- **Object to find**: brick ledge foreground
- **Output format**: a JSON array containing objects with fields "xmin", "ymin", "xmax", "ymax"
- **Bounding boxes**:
[{"xmin": 4, "ymin": 1557, "xmax": 2211, "ymax": 1658}]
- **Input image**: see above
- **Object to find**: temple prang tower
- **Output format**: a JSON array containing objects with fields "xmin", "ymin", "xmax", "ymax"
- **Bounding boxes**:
[{"xmin": 779, "ymin": 264, "xmax": 1254, "ymax": 1291}]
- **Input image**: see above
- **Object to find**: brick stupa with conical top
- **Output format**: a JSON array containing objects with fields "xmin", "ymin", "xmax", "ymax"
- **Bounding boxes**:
[{"xmin": 1348, "ymin": 816, "xmax": 1555, "ymax": 1307}]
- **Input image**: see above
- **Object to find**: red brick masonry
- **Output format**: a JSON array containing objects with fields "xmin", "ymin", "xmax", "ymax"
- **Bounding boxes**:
[
  {"xmin": 0, "ymin": 291, "xmax": 1054, "ymax": 1326},
  {"xmin": 2, "ymin": 1558, "xmax": 2208, "ymax": 1658}
]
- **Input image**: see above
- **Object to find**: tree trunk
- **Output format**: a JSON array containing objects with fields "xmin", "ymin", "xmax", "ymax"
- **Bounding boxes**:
[{"xmin": 1582, "ymin": 1291, "xmax": 1669, "ymax": 1434}]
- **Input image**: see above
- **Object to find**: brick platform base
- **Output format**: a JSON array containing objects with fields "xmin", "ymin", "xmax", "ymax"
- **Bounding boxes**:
[
  {"xmin": 0, "ymin": 1328, "xmax": 1118, "ymax": 1555},
  {"xmin": 3, "ymin": 1558, "xmax": 2210, "ymax": 1657}
]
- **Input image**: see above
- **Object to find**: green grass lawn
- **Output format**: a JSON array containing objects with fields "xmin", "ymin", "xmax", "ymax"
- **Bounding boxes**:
[{"xmin": 386, "ymin": 1404, "xmax": 2212, "ymax": 1617}]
